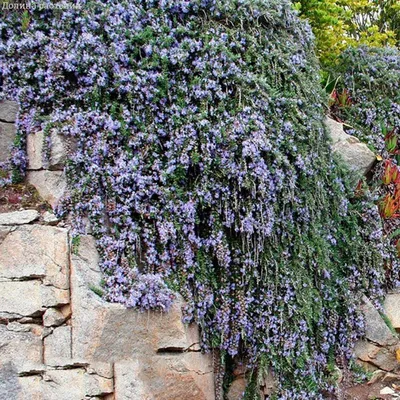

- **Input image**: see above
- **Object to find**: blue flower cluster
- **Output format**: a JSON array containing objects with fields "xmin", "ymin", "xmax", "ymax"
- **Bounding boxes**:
[
  {"xmin": 334, "ymin": 46, "xmax": 400, "ymax": 153},
  {"xmin": 333, "ymin": 46, "xmax": 400, "ymax": 288},
  {"xmin": 0, "ymin": 1, "xmax": 387, "ymax": 398}
]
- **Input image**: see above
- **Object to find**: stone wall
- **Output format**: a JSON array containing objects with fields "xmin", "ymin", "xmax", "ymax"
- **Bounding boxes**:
[
  {"xmin": 0, "ymin": 217, "xmax": 214, "ymax": 399},
  {"xmin": 0, "ymin": 102, "xmax": 214, "ymax": 399}
]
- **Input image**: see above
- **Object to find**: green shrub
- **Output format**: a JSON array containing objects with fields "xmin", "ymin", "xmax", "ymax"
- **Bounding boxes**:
[
  {"xmin": 296, "ymin": 0, "xmax": 398, "ymax": 68},
  {"xmin": 331, "ymin": 45, "xmax": 400, "ymax": 289},
  {"xmin": 332, "ymin": 46, "xmax": 400, "ymax": 154}
]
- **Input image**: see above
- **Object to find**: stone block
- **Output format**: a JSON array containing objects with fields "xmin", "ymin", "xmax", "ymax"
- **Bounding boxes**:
[
  {"xmin": 325, "ymin": 117, "xmax": 376, "ymax": 182},
  {"xmin": 27, "ymin": 131, "xmax": 44, "ymax": 170},
  {"xmin": 41, "ymin": 285, "xmax": 70, "ymax": 308},
  {"xmin": 0, "ymin": 324, "xmax": 43, "ymax": 375},
  {"xmin": 114, "ymin": 353, "xmax": 214, "ymax": 400},
  {"xmin": 6, "ymin": 323, "xmax": 45, "ymax": 340},
  {"xmin": 6, "ymin": 322, "xmax": 34, "ymax": 333},
  {"xmin": 0, "ymin": 225, "xmax": 69, "ymax": 289},
  {"xmin": 85, "ymin": 373, "xmax": 114, "ymax": 397},
  {"xmin": 354, "ymin": 340, "xmax": 399, "ymax": 372},
  {"xmin": 17, "ymin": 375, "xmax": 43, "ymax": 400},
  {"xmin": 114, "ymin": 360, "xmax": 146, "ymax": 400},
  {"xmin": 70, "ymin": 235, "xmax": 201, "ymax": 362},
  {"xmin": 44, "ymin": 326, "xmax": 71, "ymax": 366},
  {"xmin": 47, "ymin": 130, "xmax": 71, "ymax": 170},
  {"xmin": 43, "ymin": 211, "xmax": 59, "ymax": 225},
  {"xmin": 27, "ymin": 130, "xmax": 73, "ymax": 171},
  {"xmin": 0, "ymin": 121, "xmax": 16, "ymax": 163},
  {"xmin": 0, "ymin": 225, "xmax": 12, "ymax": 245},
  {"xmin": 384, "ymin": 293, "xmax": 400, "ymax": 330},
  {"xmin": 325, "ymin": 117, "xmax": 349, "ymax": 144},
  {"xmin": 27, "ymin": 170, "xmax": 66, "ymax": 209},
  {"xmin": 42, "ymin": 369, "xmax": 86, "ymax": 400},
  {"xmin": 5, "ymin": 371, "xmax": 89, "ymax": 400},
  {"xmin": 0, "ymin": 100, "xmax": 18, "ymax": 122},
  {"xmin": 0, "ymin": 280, "xmax": 43, "ymax": 317},
  {"xmin": 227, "ymin": 377, "xmax": 246, "ymax": 400},
  {"xmin": 43, "ymin": 308, "xmax": 68, "ymax": 327},
  {"xmin": 0, "ymin": 210, "xmax": 39, "ymax": 225},
  {"xmin": 86, "ymin": 362, "xmax": 114, "ymax": 379},
  {"xmin": 0, "ymin": 363, "xmax": 21, "ymax": 399},
  {"xmin": 361, "ymin": 297, "xmax": 398, "ymax": 346}
]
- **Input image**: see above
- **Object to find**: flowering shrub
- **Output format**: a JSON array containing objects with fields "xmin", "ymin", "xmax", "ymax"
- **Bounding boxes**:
[
  {"xmin": 0, "ymin": 2, "xmax": 388, "ymax": 398},
  {"xmin": 332, "ymin": 46, "xmax": 400, "ymax": 153},
  {"xmin": 332, "ymin": 45, "xmax": 400, "ymax": 288}
]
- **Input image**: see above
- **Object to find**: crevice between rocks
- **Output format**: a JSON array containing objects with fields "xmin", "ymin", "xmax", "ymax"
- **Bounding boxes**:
[
  {"xmin": 18, "ymin": 369, "xmax": 45, "ymax": 377},
  {"xmin": 157, "ymin": 344, "xmax": 202, "ymax": 354},
  {"xmin": 67, "ymin": 230, "xmax": 75, "ymax": 360},
  {"xmin": 0, "ymin": 276, "xmax": 45, "ymax": 282},
  {"xmin": 157, "ymin": 346, "xmax": 186, "ymax": 354}
]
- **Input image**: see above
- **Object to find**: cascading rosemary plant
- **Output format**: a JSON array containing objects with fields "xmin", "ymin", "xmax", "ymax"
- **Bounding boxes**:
[{"xmin": 0, "ymin": 1, "xmax": 388, "ymax": 398}]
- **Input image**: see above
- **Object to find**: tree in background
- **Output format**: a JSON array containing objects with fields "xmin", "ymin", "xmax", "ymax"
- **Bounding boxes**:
[
  {"xmin": 295, "ymin": 0, "xmax": 398, "ymax": 68},
  {"xmin": 343, "ymin": 0, "xmax": 399, "ymax": 45},
  {"xmin": 294, "ymin": 0, "xmax": 350, "ymax": 67},
  {"xmin": 379, "ymin": 0, "xmax": 400, "ymax": 41}
]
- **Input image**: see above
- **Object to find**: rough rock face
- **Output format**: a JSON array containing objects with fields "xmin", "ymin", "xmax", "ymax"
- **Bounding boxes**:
[
  {"xmin": 226, "ymin": 377, "xmax": 247, "ymax": 400},
  {"xmin": 0, "ymin": 209, "xmax": 40, "ymax": 225},
  {"xmin": 27, "ymin": 130, "xmax": 74, "ymax": 171},
  {"xmin": 0, "ymin": 100, "xmax": 17, "ymax": 163},
  {"xmin": 114, "ymin": 355, "xmax": 214, "ymax": 400},
  {"xmin": 353, "ymin": 297, "xmax": 400, "ymax": 372},
  {"xmin": 354, "ymin": 341, "xmax": 399, "ymax": 372},
  {"xmin": 0, "ymin": 219, "xmax": 214, "ymax": 400},
  {"xmin": 0, "ymin": 225, "xmax": 69, "ymax": 288},
  {"xmin": 0, "ymin": 121, "xmax": 16, "ymax": 164},
  {"xmin": 0, "ymin": 280, "xmax": 43, "ymax": 318},
  {"xmin": 27, "ymin": 170, "xmax": 67, "ymax": 209},
  {"xmin": 323, "ymin": 118, "xmax": 400, "ymax": 376},
  {"xmin": 0, "ymin": 324, "xmax": 43, "ymax": 375},
  {"xmin": 361, "ymin": 297, "xmax": 398, "ymax": 347},
  {"xmin": 26, "ymin": 129, "xmax": 68, "ymax": 209},
  {"xmin": 0, "ymin": 100, "xmax": 18, "ymax": 122},
  {"xmin": 325, "ymin": 117, "xmax": 376, "ymax": 181},
  {"xmin": 384, "ymin": 294, "xmax": 400, "ymax": 330}
]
